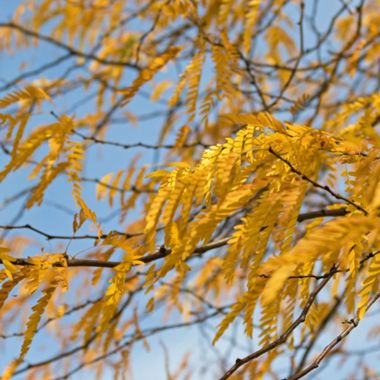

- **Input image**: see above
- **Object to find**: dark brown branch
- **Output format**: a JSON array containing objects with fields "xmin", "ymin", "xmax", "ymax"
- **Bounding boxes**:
[
  {"xmin": 0, "ymin": 207, "xmax": 350, "ymax": 270},
  {"xmin": 0, "ymin": 206, "xmax": 347, "ymax": 243},
  {"xmin": 286, "ymin": 293, "xmax": 380, "ymax": 380},
  {"xmin": 0, "ymin": 22, "xmax": 140, "ymax": 70},
  {"xmin": 80, "ymin": 176, "xmax": 155, "ymax": 194},
  {"xmin": 0, "ymin": 54, "xmax": 73, "ymax": 92},
  {"xmin": 50, "ymin": 309, "xmax": 223, "ymax": 380},
  {"xmin": 0, "ymin": 224, "xmax": 140, "ymax": 241},
  {"xmin": 266, "ymin": 0, "xmax": 305, "ymax": 110},
  {"xmin": 269, "ymin": 147, "xmax": 367, "ymax": 214},
  {"xmin": 72, "ymin": 129, "xmax": 210, "ymax": 150},
  {"xmin": 15, "ymin": 288, "xmax": 139, "ymax": 376},
  {"xmin": 219, "ymin": 268, "xmax": 336, "ymax": 380}
]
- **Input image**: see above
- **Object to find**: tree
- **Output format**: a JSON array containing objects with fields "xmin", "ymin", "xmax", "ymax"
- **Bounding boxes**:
[{"xmin": 0, "ymin": 0, "xmax": 380, "ymax": 378}]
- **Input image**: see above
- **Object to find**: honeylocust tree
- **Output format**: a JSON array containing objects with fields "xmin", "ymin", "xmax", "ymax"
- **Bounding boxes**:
[{"xmin": 1, "ymin": 0, "xmax": 380, "ymax": 379}]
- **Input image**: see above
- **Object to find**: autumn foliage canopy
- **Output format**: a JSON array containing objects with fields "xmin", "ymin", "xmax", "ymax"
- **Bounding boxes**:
[{"xmin": 1, "ymin": 0, "xmax": 380, "ymax": 379}]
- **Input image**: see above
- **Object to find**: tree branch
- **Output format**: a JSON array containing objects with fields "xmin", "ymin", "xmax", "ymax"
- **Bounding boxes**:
[{"xmin": 219, "ymin": 268, "xmax": 336, "ymax": 379}]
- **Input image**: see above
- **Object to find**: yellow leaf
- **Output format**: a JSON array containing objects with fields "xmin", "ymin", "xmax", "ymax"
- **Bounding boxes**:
[
  {"xmin": 151, "ymin": 80, "xmax": 172, "ymax": 101},
  {"xmin": 166, "ymin": 162, "xmax": 191, "ymax": 169},
  {"xmin": 0, "ymin": 85, "xmax": 50, "ymax": 108},
  {"xmin": 145, "ymin": 170, "xmax": 170, "ymax": 179},
  {"xmin": 0, "ymin": 247, "xmax": 18, "ymax": 280},
  {"xmin": 97, "ymin": 172, "xmax": 113, "ymax": 200},
  {"xmin": 261, "ymin": 264, "xmax": 297, "ymax": 306}
]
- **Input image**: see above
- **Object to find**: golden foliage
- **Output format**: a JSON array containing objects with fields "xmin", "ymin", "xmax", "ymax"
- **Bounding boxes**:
[
  {"xmin": 1, "ymin": 0, "xmax": 380, "ymax": 379},
  {"xmin": 0, "ymin": 85, "xmax": 50, "ymax": 109}
]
